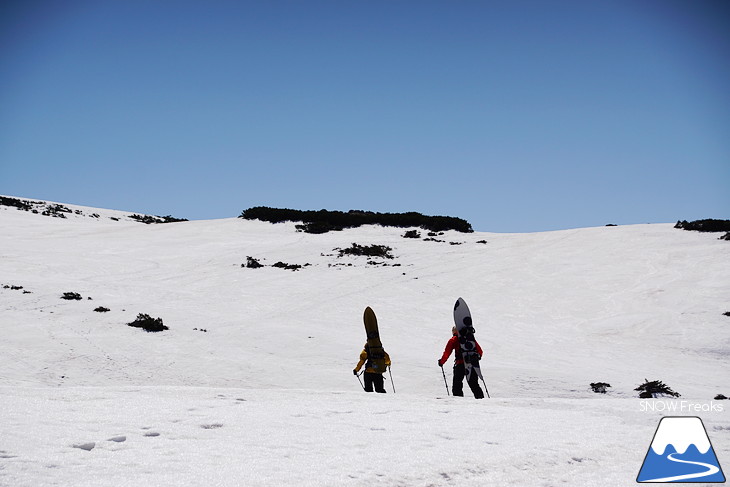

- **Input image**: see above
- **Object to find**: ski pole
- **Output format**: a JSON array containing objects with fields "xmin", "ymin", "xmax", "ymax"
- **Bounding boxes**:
[
  {"xmin": 480, "ymin": 376, "xmax": 490, "ymax": 399},
  {"xmin": 440, "ymin": 364, "xmax": 450, "ymax": 396},
  {"xmin": 388, "ymin": 366, "xmax": 395, "ymax": 393},
  {"xmin": 355, "ymin": 370, "xmax": 365, "ymax": 391}
]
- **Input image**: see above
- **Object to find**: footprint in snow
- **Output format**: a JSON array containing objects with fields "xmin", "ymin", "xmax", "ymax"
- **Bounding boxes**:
[
  {"xmin": 73, "ymin": 442, "xmax": 96, "ymax": 452},
  {"xmin": 141, "ymin": 426, "xmax": 161, "ymax": 437},
  {"xmin": 569, "ymin": 457, "xmax": 591, "ymax": 464}
]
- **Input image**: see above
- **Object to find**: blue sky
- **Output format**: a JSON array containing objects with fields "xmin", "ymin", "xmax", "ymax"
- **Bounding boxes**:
[{"xmin": 1, "ymin": 0, "xmax": 728, "ymax": 232}]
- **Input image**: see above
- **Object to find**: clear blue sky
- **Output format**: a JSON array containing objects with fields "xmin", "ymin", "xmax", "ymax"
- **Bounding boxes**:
[{"xmin": 1, "ymin": 0, "xmax": 728, "ymax": 232}]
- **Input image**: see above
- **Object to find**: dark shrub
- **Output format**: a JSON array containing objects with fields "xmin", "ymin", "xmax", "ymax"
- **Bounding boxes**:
[
  {"xmin": 94, "ymin": 307, "xmax": 110, "ymax": 313},
  {"xmin": 675, "ymin": 219, "xmax": 730, "ymax": 232},
  {"xmin": 590, "ymin": 382, "xmax": 611, "ymax": 394},
  {"xmin": 159, "ymin": 215, "xmax": 187, "ymax": 223},
  {"xmin": 243, "ymin": 256, "xmax": 264, "ymax": 269},
  {"xmin": 635, "ymin": 379, "xmax": 680, "ymax": 398},
  {"xmin": 0, "ymin": 196, "xmax": 35, "ymax": 211},
  {"xmin": 295, "ymin": 221, "xmax": 341, "ymax": 234},
  {"xmin": 127, "ymin": 313, "xmax": 168, "ymax": 332},
  {"xmin": 715, "ymin": 394, "xmax": 728, "ymax": 400},
  {"xmin": 61, "ymin": 292, "xmax": 82, "ymax": 301},
  {"xmin": 129, "ymin": 214, "xmax": 188, "ymax": 224},
  {"xmin": 336, "ymin": 243, "xmax": 394, "ymax": 259},
  {"xmin": 272, "ymin": 261, "xmax": 305, "ymax": 271},
  {"xmin": 240, "ymin": 207, "xmax": 473, "ymax": 233},
  {"xmin": 41, "ymin": 204, "xmax": 72, "ymax": 218},
  {"xmin": 403, "ymin": 230, "xmax": 421, "ymax": 239}
]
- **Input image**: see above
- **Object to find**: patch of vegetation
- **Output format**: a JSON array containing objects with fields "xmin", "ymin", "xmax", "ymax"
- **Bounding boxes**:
[
  {"xmin": 0, "ymin": 196, "xmax": 37, "ymax": 211},
  {"xmin": 129, "ymin": 214, "xmax": 188, "ymax": 224},
  {"xmin": 476, "ymin": 240, "xmax": 488, "ymax": 244},
  {"xmin": 242, "ymin": 256, "xmax": 309, "ymax": 270},
  {"xmin": 590, "ymin": 382, "xmax": 611, "ymax": 394},
  {"xmin": 243, "ymin": 256, "xmax": 264, "ymax": 269},
  {"xmin": 61, "ymin": 292, "xmax": 83, "ymax": 301},
  {"xmin": 0, "ymin": 196, "xmax": 111, "ymax": 221},
  {"xmin": 635, "ymin": 379, "xmax": 680, "ymax": 398},
  {"xmin": 240, "ymin": 207, "xmax": 473, "ymax": 233},
  {"xmin": 41, "ymin": 204, "xmax": 72, "ymax": 218},
  {"xmin": 127, "ymin": 313, "xmax": 168, "ymax": 332},
  {"xmin": 94, "ymin": 307, "xmax": 110, "ymax": 313},
  {"xmin": 295, "ymin": 221, "xmax": 341, "ymax": 234},
  {"xmin": 336, "ymin": 243, "xmax": 394, "ymax": 259},
  {"xmin": 366, "ymin": 260, "xmax": 401, "ymax": 267},
  {"xmin": 715, "ymin": 394, "xmax": 728, "ymax": 400},
  {"xmin": 675, "ymin": 219, "xmax": 730, "ymax": 233},
  {"xmin": 402, "ymin": 230, "xmax": 421, "ymax": 239},
  {"xmin": 272, "ymin": 261, "xmax": 309, "ymax": 271}
]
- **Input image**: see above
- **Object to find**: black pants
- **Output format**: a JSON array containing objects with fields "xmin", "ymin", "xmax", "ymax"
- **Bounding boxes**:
[
  {"xmin": 364, "ymin": 372, "xmax": 386, "ymax": 393},
  {"xmin": 453, "ymin": 363, "xmax": 484, "ymax": 399}
]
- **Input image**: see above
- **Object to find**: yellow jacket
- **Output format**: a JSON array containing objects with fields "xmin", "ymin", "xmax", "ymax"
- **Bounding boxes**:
[{"xmin": 354, "ymin": 349, "xmax": 391, "ymax": 374}]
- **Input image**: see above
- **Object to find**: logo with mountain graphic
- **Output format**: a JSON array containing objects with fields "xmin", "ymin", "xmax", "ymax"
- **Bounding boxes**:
[{"xmin": 637, "ymin": 416, "xmax": 725, "ymax": 483}]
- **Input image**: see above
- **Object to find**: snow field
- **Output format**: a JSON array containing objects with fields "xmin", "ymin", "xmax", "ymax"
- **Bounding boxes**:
[
  {"xmin": 2, "ymin": 387, "xmax": 701, "ymax": 487},
  {"xmin": 0, "ymin": 199, "xmax": 728, "ymax": 485}
]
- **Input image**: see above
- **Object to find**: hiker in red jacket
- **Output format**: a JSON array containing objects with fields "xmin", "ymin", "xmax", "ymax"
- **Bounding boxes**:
[{"xmin": 438, "ymin": 326, "xmax": 484, "ymax": 399}]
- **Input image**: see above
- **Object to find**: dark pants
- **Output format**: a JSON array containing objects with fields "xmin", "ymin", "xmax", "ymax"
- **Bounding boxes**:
[
  {"xmin": 364, "ymin": 372, "xmax": 386, "ymax": 393},
  {"xmin": 453, "ymin": 363, "xmax": 484, "ymax": 399}
]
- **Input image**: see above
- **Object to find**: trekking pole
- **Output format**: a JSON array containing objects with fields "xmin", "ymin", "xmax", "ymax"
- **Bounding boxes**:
[
  {"xmin": 388, "ymin": 366, "xmax": 396, "ymax": 393},
  {"xmin": 480, "ymin": 376, "xmax": 491, "ymax": 399},
  {"xmin": 440, "ymin": 364, "xmax": 450, "ymax": 396},
  {"xmin": 355, "ymin": 370, "xmax": 365, "ymax": 391}
]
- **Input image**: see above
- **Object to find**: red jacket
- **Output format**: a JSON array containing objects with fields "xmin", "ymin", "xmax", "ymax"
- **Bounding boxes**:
[{"xmin": 439, "ymin": 334, "xmax": 483, "ymax": 366}]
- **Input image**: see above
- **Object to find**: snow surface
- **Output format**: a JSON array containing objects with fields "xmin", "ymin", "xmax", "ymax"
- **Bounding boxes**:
[{"xmin": 1, "ymin": 197, "xmax": 728, "ymax": 486}]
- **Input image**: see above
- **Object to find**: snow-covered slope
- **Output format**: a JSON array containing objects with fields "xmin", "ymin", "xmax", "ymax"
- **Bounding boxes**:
[{"xmin": 1, "ymin": 197, "xmax": 728, "ymax": 486}]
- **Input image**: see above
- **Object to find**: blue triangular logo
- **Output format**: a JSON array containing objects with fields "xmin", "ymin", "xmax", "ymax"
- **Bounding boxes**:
[{"xmin": 637, "ymin": 416, "xmax": 726, "ymax": 483}]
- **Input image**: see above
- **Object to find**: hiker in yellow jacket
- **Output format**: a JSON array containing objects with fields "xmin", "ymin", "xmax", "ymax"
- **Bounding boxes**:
[{"xmin": 353, "ymin": 344, "xmax": 391, "ymax": 393}]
